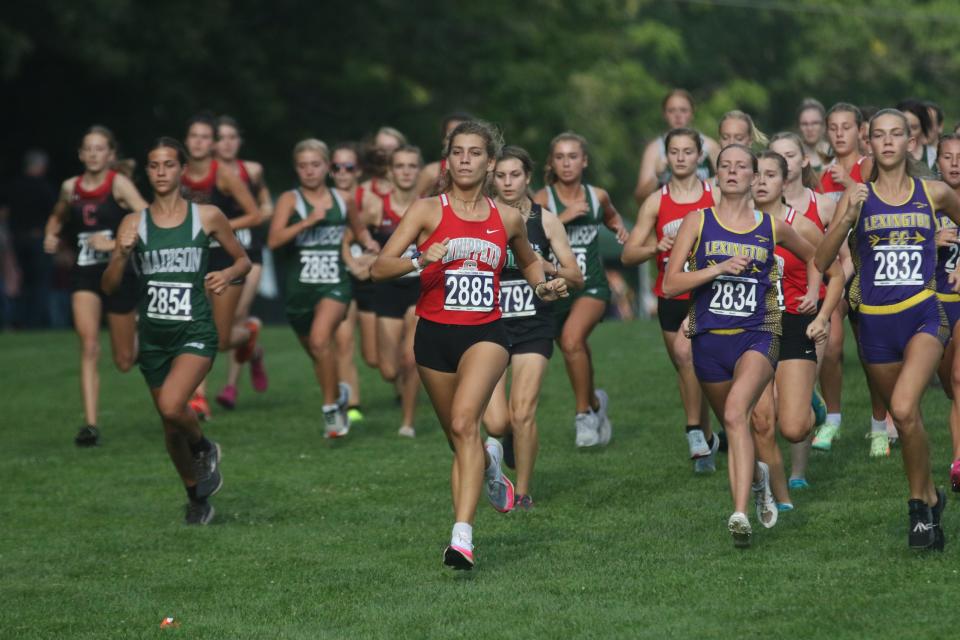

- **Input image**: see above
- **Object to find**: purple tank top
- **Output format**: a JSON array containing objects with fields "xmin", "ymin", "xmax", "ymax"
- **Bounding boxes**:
[
  {"xmin": 686, "ymin": 208, "xmax": 781, "ymax": 336},
  {"xmin": 849, "ymin": 178, "xmax": 936, "ymax": 309}
]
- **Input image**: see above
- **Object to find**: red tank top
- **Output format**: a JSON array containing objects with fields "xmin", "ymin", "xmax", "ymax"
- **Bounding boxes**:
[
  {"xmin": 182, "ymin": 159, "xmax": 218, "ymax": 195},
  {"xmin": 776, "ymin": 207, "xmax": 824, "ymax": 315},
  {"xmin": 818, "ymin": 156, "xmax": 864, "ymax": 195},
  {"xmin": 803, "ymin": 188, "xmax": 825, "ymax": 232},
  {"xmin": 416, "ymin": 194, "xmax": 507, "ymax": 325},
  {"xmin": 653, "ymin": 181, "xmax": 714, "ymax": 299},
  {"xmin": 237, "ymin": 160, "xmax": 251, "ymax": 185},
  {"xmin": 354, "ymin": 185, "xmax": 364, "ymax": 211}
]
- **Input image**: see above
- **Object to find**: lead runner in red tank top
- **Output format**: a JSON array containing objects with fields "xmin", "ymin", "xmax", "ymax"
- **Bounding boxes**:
[
  {"xmin": 43, "ymin": 125, "xmax": 149, "ymax": 447},
  {"xmin": 750, "ymin": 151, "xmax": 843, "ymax": 510},
  {"xmin": 622, "ymin": 128, "xmax": 717, "ymax": 472},
  {"xmin": 371, "ymin": 121, "xmax": 568, "ymax": 571}
]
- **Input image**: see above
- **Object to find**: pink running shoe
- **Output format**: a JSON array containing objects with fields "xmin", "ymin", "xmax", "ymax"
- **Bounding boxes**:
[
  {"xmin": 443, "ymin": 544, "xmax": 474, "ymax": 570},
  {"xmin": 951, "ymin": 459, "xmax": 960, "ymax": 493},
  {"xmin": 250, "ymin": 346, "xmax": 268, "ymax": 393},
  {"xmin": 216, "ymin": 385, "xmax": 237, "ymax": 410}
]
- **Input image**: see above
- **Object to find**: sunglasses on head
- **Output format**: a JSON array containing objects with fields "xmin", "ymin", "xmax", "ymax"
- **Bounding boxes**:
[{"xmin": 332, "ymin": 163, "xmax": 357, "ymax": 172}]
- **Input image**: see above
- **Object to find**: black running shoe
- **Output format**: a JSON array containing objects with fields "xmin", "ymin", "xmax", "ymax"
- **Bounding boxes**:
[
  {"xmin": 443, "ymin": 545, "xmax": 474, "ymax": 570},
  {"xmin": 908, "ymin": 498, "xmax": 935, "ymax": 549},
  {"xmin": 192, "ymin": 442, "xmax": 223, "ymax": 499},
  {"xmin": 932, "ymin": 488, "xmax": 947, "ymax": 551},
  {"xmin": 184, "ymin": 501, "xmax": 215, "ymax": 525},
  {"xmin": 502, "ymin": 433, "xmax": 515, "ymax": 470},
  {"xmin": 717, "ymin": 429, "xmax": 728, "ymax": 453},
  {"xmin": 74, "ymin": 425, "xmax": 100, "ymax": 447}
]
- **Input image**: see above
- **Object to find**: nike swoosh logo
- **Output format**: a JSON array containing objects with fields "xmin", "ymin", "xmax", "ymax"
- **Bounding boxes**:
[{"xmin": 485, "ymin": 229, "xmax": 498, "ymax": 234}]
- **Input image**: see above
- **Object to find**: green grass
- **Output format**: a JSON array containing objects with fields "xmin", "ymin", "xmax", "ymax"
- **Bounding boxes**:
[{"xmin": 2, "ymin": 321, "xmax": 958, "ymax": 639}]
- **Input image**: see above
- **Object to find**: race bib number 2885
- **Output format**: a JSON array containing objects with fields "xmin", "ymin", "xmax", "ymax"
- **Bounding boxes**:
[{"xmin": 444, "ymin": 268, "xmax": 494, "ymax": 312}]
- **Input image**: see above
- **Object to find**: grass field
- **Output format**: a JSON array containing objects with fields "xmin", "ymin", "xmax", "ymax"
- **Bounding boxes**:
[{"xmin": 2, "ymin": 320, "xmax": 958, "ymax": 639}]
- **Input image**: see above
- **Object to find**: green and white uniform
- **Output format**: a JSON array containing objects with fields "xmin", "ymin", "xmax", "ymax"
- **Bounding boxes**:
[
  {"xmin": 547, "ymin": 184, "xmax": 611, "ymax": 327},
  {"xmin": 281, "ymin": 188, "xmax": 352, "ymax": 336},
  {"xmin": 134, "ymin": 203, "xmax": 218, "ymax": 388}
]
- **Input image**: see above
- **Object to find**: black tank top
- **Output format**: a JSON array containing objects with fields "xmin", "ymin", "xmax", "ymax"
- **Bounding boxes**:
[
  {"xmin": 69, "ymin": 171, "xmax": 128, "ymax": 269},
  {"xmin": 500, "ymin": 202, "xmax": 554, "ymax": 344}
]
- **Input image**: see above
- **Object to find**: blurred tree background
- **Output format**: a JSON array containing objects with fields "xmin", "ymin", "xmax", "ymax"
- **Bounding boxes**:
[{"xmin": 3, "ymin": 0, "xmax": 960, "ymax": 214}]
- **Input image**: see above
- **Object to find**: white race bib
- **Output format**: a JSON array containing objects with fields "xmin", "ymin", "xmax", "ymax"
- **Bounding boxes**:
[
  {"xmin": 708, "ymin": 275, "xmax": 758, "ymax": 318},
  {"xmin": 444, "ymin": 267, "xmax": 494, "ymax": 312},
  {"xmin": 499, "ymin": 279, "xmax": 536, "ymax": 318},
  {"xmin": 299, "ymin": 250, "xmax": 339, "ymax": 284},
  {"xmin": 77, "ymin": 231, "xmax": 112, "ymax": 267},
  {"xmin": 146, "ymin": 281, "xmax": 193, "ymax": 321},
  {"xmin": 873, "ymin": 246, "xmax": 923, "ymax": 287}
]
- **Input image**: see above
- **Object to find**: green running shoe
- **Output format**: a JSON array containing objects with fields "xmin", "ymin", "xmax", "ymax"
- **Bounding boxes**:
[
  {"xmin": 347, "ymin": 407, "xmax": 364, "ymax": 424},
  {"xmin": 867, "ymin": 431, "xmax": 890, "ymax": 458},
  {"xmin": 812, "ymin": 422, "xmax": 840, "ymax": 451}
]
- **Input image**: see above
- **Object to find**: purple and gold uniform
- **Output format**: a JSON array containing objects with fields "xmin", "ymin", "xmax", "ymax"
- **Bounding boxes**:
[
  {"xmin": 848, "ymin": 177, "xmax": 948, "ymax": 364},
  {"xmin": 685, "ymin": 208, "xmax": 781, "ymax": 382},
  {"xmin": 935, "ymin": 210, "xmax": 960, "ymax": 329}
]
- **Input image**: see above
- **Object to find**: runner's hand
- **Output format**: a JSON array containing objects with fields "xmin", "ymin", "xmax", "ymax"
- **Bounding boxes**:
[{"xmin": 420, "ymin": 238, "xmax": 449, "ymax": 268}]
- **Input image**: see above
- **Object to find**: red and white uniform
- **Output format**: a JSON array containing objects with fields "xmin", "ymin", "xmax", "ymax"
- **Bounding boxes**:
[
  {"xmin": 416, "ymin": 193, "xmax": 506, "ymax": 325},
  {"xmin": 818, "ymin": 156, "xmax": 865, "ymax": 198},
  {"xmin": 802, "ymin": 188, "xmax": 825, "ymax": 232},
  {"xmin": 775, "ymin": 207, "xmax": 824, "ymax": 314},
  {"xmin": 653, "ymin": 181, "xmax": 714, "ymax": 299}
]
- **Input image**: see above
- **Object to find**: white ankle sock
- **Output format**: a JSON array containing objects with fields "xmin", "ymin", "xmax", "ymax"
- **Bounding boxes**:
[
  {"xmin": 826, "ymin": 412, "xmax": 841, "ymax": 425},
  {"xmin": 451, "ymin": 522, "xmax": 473, "ymax": 546},
  {"xmin": 871, "ymin": 417, "xmax": 887, "ymax": 434},
  {"xmin": 322, "ymin": 403, "xmax": 337, "ymax": 412}
]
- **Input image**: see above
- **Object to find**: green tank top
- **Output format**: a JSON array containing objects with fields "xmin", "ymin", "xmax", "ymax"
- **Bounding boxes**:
[
  {"xmin": 547, "ymin": 183, "xmax": 605, "ymax": 288},
  {"xmin": 283, "ymin": 187, "xmax": 348, "ymax": 302},
  {"xmin": 133, "ymin": 202, "xmax": 213, "ymax": 334}
]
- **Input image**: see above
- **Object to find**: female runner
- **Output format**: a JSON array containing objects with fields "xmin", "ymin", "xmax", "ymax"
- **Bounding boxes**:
[
  {"xmin": 332, "ymin": 142, "xmax": 378, "ymax": 423},
  {"xmin": 622, "ymin": 127, "xmax": 718, "ymax": 471},
  {"xmin": 483, "ymin": 145, "xmax": 582, "ymax": 508},
  {"xmin": 934, "ymin": 134, "xmax": 960, "ymax": 491},
  {"xmin": 367, "ymin": 145, "xmax": 427, "ymax": 437},
  {"xmin": 268, "ymin": 139, "xmax": 375, "ymax": 438},
  {"xmin": 718, "ymin": 110, "xmax": 768, "ymax": 150},
  {"xmin": 212, "ymin": 115, "xmax": 272, "ymax": 410},
  {"xmin": 102, "ymin": 137, "xmax": 250, "ymax": 525},
  {"xmin": 371, "ymin": 121, "xmax": 567, "ymax": 569},
  {"xmin": 816, "ymin": 109, "xmax": 960, "ymax": 550},
  {"xmin": 534, "ymin": 132, "xmax": 628, "ymax": 449},
  {"xmin": 634, "ymin": 89, "xmax": 719, "ymax": 204},
  {"xmin": 664, "ymin": 143, "xmax": 817, "ymax": 548},
  {"xmin": 416, "ymin": 112, "xmax": 474, "ymax": 197},
  {"xmin": 180, "ymin": 113, "xmax": 264, "ymax": 419},
  {"xmin": 796, "ymin": 98, "xmax": 831, "ymax": 177},
  {"xmin": 43, "ymin": 125, "xmax": 148, "ymax": 446},
  {"xmin": 750, "ymin": 150, "xmax": 842, "ymax": 510}
]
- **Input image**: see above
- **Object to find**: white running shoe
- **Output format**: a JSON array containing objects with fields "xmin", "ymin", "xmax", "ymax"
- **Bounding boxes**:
[
  {"xmin": 484, "ymin": 437, "xmax": 515, "ymax": 512},
  {"xmin": 574, "ymin": 411, "xmax": 601, "ymax": 448},
  {"xmin": 728, "ymin": 512, "xmax": 752, "ymax": 548},
  {"xmin": 693, "ymin": 432, "xmax": 720, "ymax": 474},
  {"xmin": 886, "ymin": 416, "xmax": 899, "ymax": 444},
  {"xmin": 323, "ymin": 407, "xmax": 347, "ymax": 439},
  {"xmin": 595, "ymin": 389, "xmax": 612, "ymax": 446},
  {"xmin": 398, "ymin": 425, "xmax": 416, "ymax": 438},
  {"xmin": 752, "ymin": 461, "xmax": 778, "ymax": 529},
  {"xmin": 687, "ymin": 429, "xmax": 710, "ymax": 459}
]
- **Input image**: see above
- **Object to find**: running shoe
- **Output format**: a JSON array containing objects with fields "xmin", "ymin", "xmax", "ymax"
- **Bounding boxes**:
[
  {"xmin": 250, "ymin": 346, "xmax": 268, "ymax": 393},
  {"xmin": 811, "ymin": 389, "xmax": 827, "ymax": 427},
  {"xmin": 347, "ymin": 407, "xmax": 364, "ymax": 424},
  {"xmin": 717, "ymin": 429, "xmax": 728, "ymax": 453},
  {"xmin": 686, "ymin": 428, "xmax": 710, "ymax": 459},
  {"xmin": 234, "ymin": 318, "xmax": 262, "ymax": 364},
  {"xmin": 908, "ymin": 498, "xmax": 935, "ymax": 549},
  {"xmin": 951, "ymin": 459, "xmax": 960, "ymax": 493},
  {"xmin": 484, "ymin": 437, "xmax": 515, "ymax": 513},
  {"xmin": 694, "ymin": 432, "xmax": 720, "ymax": 474},
  {"xmin": 334, "ymin": 382, "xmax": 352, "ymax": 437},
  {"xmin": 595, "ymin": 389, "xmax": 612, "ymax": 446},
  {"xmin": 184, "ymin": 501, "xmax": 215, "ymax": 525},
  {"xmin": 502, "ymin": 433, "xmax": 515, "ymax": 470},
  {"xmin": 932, "ymin": 488, "xmax": 947, "ymax": 551},
  {"xmin": 323, "ymin": 408, "xmax": 347, "ymax": 439},
  {"xmin": 788, "ymin": 478, "xmax": 810, "ymax": 490},
  {"xmin": 752, "ymin": 461, "xmax": 778, "ymax": 529},
  {"xmin": 74, "ymin": 425, "xmax": 100, "ymax": 447},
  {"xmin": 192, "ymin": 441, "xmax": 222, "ymax": 499},
  {"xmin": 777, "ymin": 502, "xmax": 794, "ymax": 512},
  {"xmin": 216, "ymin": 385, "xmax": 237, "ymax": 410},
  {"xmin": 886, "ymin": 416, "xmax": 898, "ymax": 445},
  {"xmin": 398, "ymin": 425, "xmax": 415, "ymax": 438},
  {"xmin": 812, "ymin": 422, "xmax": 840, "ymax": 451},
  {"xmin": 728, "ymin": 512, "xmax": 752, "ymax": 548},
  {"xmin": 574, "ymin": 412, "xmax": 600, "ymax": 448},
  {"xmin": 867, "ymin": 431, "xmax": 890, "ymax": 458},
  {"xmin": 443, "ymin": 537, "xmax": 475, "ymax": 570},
  {"xmin": 189, "ymin": 393, "xmax": 211, "ymax": 421},
  {"xmin": 514, "ymin": 494, "xmax": 534, "ymax": 511}
]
